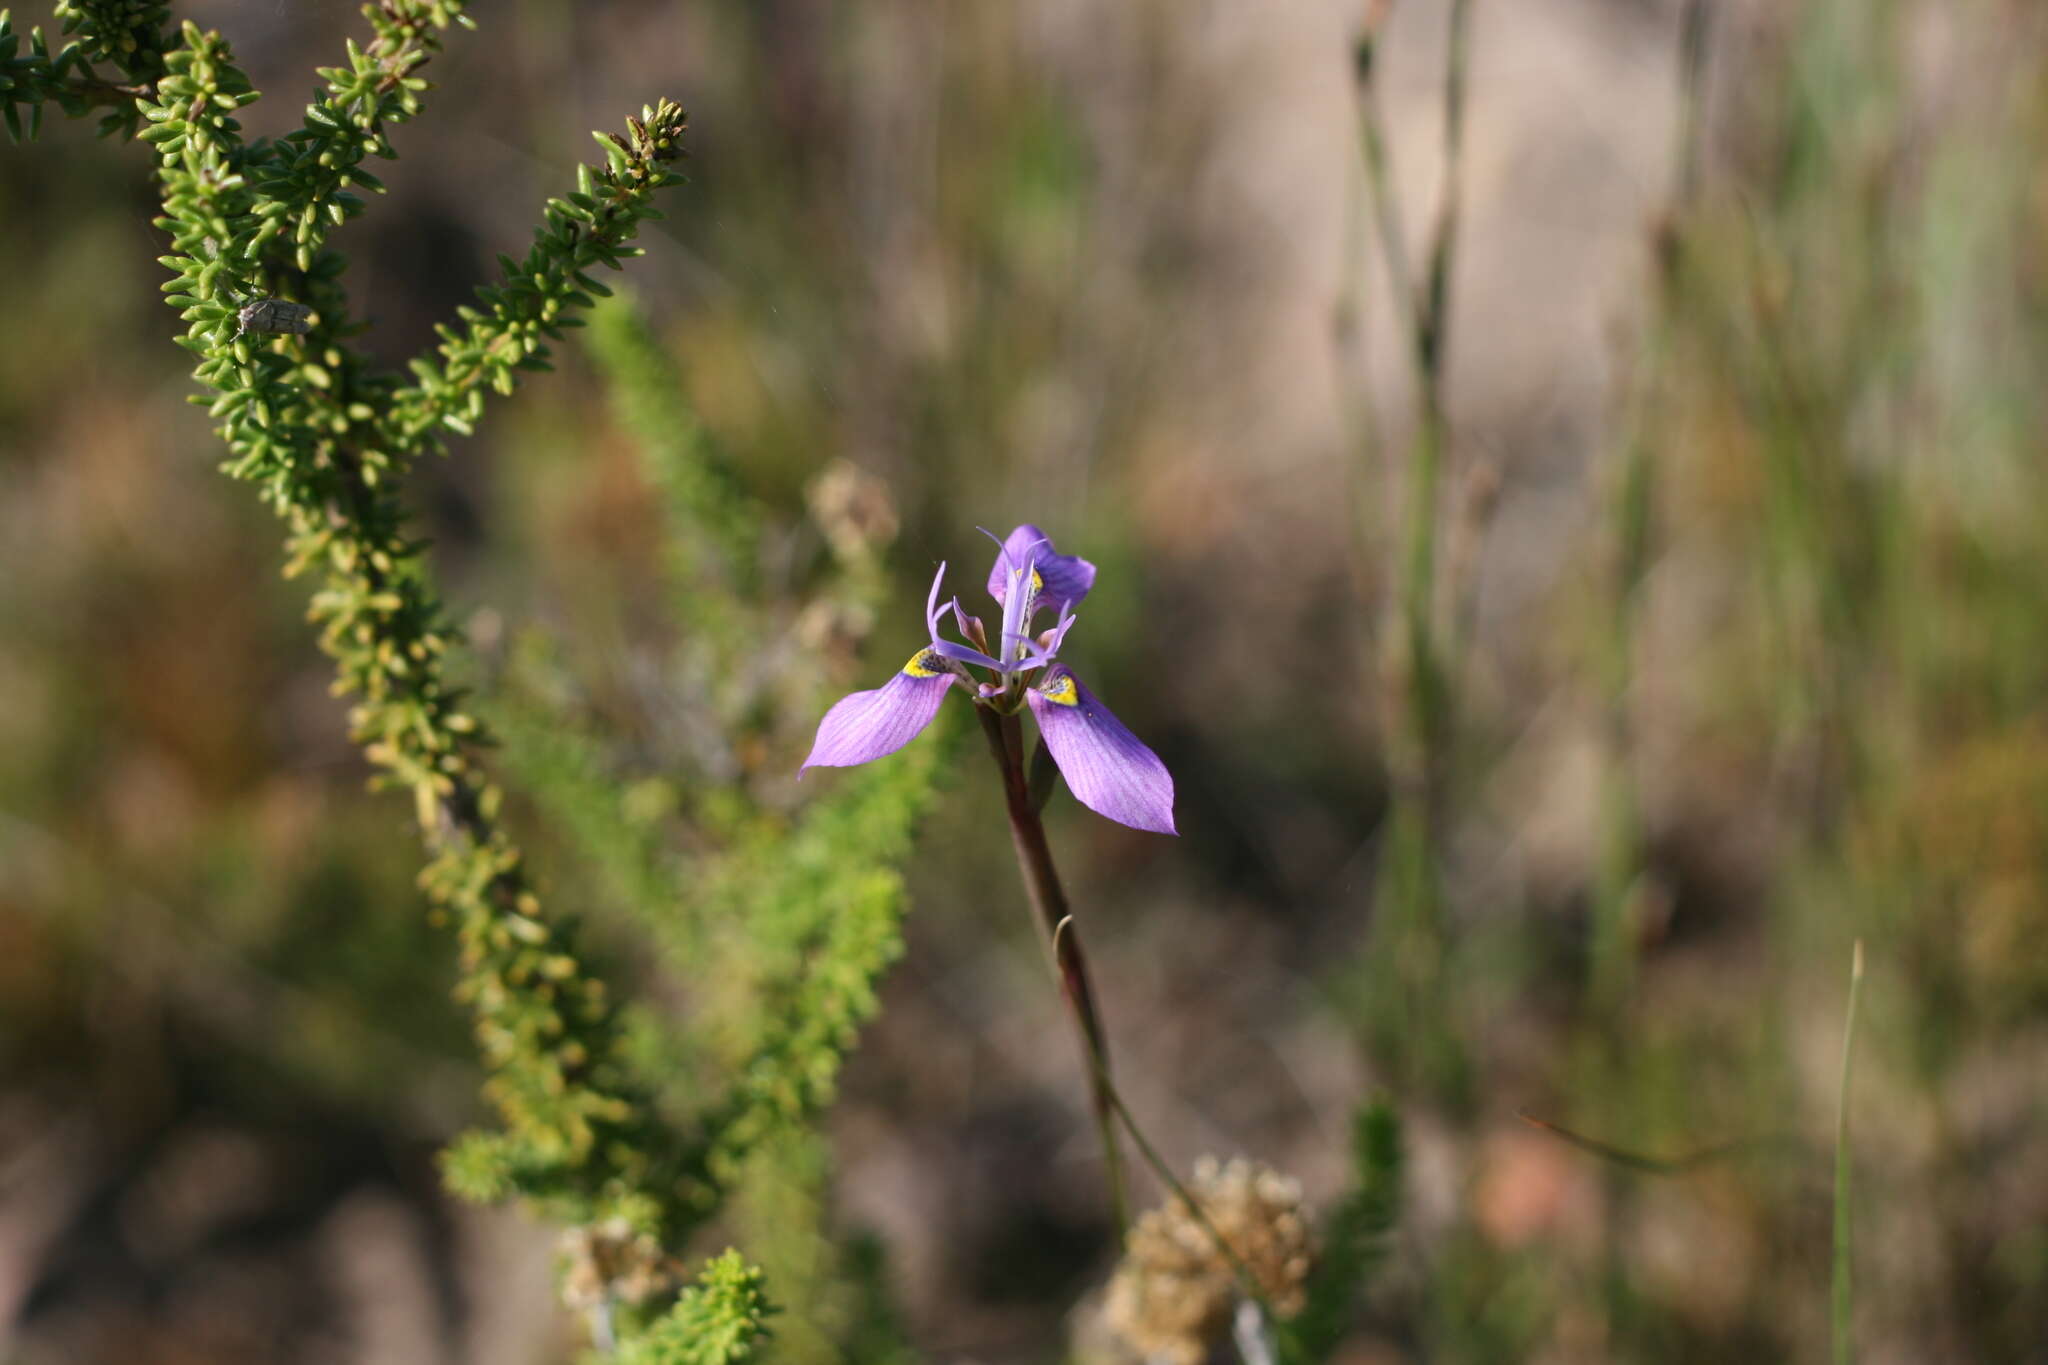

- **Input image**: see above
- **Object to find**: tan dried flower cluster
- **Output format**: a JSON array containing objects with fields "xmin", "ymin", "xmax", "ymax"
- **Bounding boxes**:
[
  {"xmin": 1104, "ymin": 1157, "xmax": 1315, "ymax": 1365},
  {"xmin": 808, "ymin": 459, "xmax": 900, "ymax": 563},
  {"xmin": 557, "ymin": 1218, "xmax": 684, "ymax": 1314}
]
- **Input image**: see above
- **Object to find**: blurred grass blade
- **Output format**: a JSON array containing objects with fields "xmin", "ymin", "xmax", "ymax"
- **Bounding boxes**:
[
  {"xmin": 1282, "ymin": 1096, "xmax": 1403, "ymax": 1363},
  {"xmin": 1833, "ymin": 939, "xmax": 1866, "ymax": 1365},
  {"xmin": 1516, "ymin": 1110, "xmax": 1760, "ymax": 1175}
]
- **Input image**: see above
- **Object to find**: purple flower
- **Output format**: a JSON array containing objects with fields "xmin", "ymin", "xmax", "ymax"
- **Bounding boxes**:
[{"xmin": 801, "ymin": 525, "xmax": 1176, "ymax": 835}]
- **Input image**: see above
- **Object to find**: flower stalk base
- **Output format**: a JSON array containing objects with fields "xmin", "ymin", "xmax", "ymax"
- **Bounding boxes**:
[{"xmin": 980, "ymin": 704, "xmax": 1130, "ymax": 1232}]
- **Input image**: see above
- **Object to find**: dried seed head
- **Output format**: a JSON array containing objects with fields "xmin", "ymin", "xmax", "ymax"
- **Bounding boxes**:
[
  {"xmin": 795, "ymin": 596, "xmax": 878, "ymax": 660},
  {"xmin": 557, "ymin": 1218, "xmax": 683, "ymax": 1313},
  {"xmin": 808, "ymin": 459, "xmax": 900, "ymax": 563},
  {"xmin": 1104, "ymin": 1157, "xmax": 1316, "ymax": 1365}
]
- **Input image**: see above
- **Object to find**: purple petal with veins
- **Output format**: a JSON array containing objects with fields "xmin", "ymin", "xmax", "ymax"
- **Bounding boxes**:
[
  {"xmin": 1026, "ymin": 666, "xmax": 1176, "ymax": 834},
  {"xmin": 986, "ymin": 524, "xmax": 1096, "ymax": 611},
  {"xmin": 801, "ymin": 649, "xmax": 955, "ymax": 770}
]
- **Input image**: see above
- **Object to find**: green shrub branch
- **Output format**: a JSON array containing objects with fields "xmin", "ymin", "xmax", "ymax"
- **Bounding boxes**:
[
  {"xmin": 251, "ymin": 1, "xmax": 475, "ymax": 272},
  {"xmin": 615, "ymin": 1250, "xmax": 777, "ymax": 1365},
  {"xmin": 10, "ymin": 3, "xmax": 928, "ymax": 1349},
  {"xmin": 124, "ymin": 10, "xmax": 696, "ymax": 1233},
  {"xmin": 0, "ymin": 1, "xmax": 171, "ymax": 141}
]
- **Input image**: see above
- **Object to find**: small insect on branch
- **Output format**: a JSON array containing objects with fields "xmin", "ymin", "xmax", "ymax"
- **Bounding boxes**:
[{"xmin": 235, "ymin": 297, "xmax": 316, "ymax": 337}]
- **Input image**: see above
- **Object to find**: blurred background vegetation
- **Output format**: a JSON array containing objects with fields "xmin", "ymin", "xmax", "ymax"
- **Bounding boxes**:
[{"xmin": 3, "ymin": 0, "xmax": 2046, "ymax": 1360}]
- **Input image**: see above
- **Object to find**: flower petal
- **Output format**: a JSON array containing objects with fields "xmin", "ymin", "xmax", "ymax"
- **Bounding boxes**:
[
  {"xmin": 1026, "ymin": 667, "xmax": 1176, "ymax": 834},
  {"xmin": 985, "ymin": 524, "xmax": 1096, "ymax": 611},
  {"xmin": 801, "ymin": 649, "xmax": 955, "ymax": 770}
]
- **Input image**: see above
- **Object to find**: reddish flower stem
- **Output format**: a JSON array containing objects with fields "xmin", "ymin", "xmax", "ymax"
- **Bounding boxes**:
[{"xmin": 979, "ymin": 704, "xmax": 1129, "ymax": 1233}]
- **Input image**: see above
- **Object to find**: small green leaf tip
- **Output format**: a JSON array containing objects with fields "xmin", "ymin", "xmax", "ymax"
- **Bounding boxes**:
[
  {"xmin": 616, "ymin": 1251, "xmax": 776, "ymax": 1365},
  {"xmin": 1280, "ymin": 1096, "xmax": 1402, "ymax": 1363},
  {"xmin": 2, "ymin": 0, "xmax": 173, "ymax": 140}
]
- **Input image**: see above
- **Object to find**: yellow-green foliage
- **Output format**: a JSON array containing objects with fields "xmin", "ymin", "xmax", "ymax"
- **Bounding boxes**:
[
  {"xmin": 492, "ymin": 289, "xmax": 947, "ymax": 1289},
  {"xmin": 107, "ymin": 0, "xmax": 695, "ymax": 1238},
  {"xmin": 614, "ymin": 1250, "xmax": 777, "ymax": 1365},
  {"xmin": 1281, "ymin": 1098, "xmax": 1402, "ymax": 1364},
  {"xmin": 5, "ymin": 2, "xmax": 941, "ymax": 1353}
]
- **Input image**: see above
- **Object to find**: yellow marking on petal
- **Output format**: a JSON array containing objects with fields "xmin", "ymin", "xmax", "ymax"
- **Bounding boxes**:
[
  {"xmin": 1039, "ymin": 673, "xmax": 1080, "ymax": 706},
  {"xmin": 1030, "ymin": 568, "xmax": 1044, "ymax": 593},
  {"xmin": 902, "ymin": 648, "xmax": 945, "ymax": 678}
]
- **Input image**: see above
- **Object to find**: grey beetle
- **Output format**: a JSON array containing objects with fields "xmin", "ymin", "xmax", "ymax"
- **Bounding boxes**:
[{"xmin": 235, "ymin": 297, "xmax": 315, "ymax": 337}]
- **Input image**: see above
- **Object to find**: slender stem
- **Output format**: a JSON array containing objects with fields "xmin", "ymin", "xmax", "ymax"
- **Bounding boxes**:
[
  {"xmin": 1234, "ymin": 1301, "xmax": 1279, "ymax": 1365},
  {"xmin": 1418, "ymin": 0, "xmax": 1473, "ymax": 396},
  {"xmin": 1584, "ymin": 15, "xmax": 1717, "ymax": 1347},
  {"xmin": 1592, "ymin": 0, "xmax": 1716, "ymax": 1023},
  {"xmin": 1336, "ymin": 11, "xmax": 1399, "ymax": 678},
  {"xmin": 1363, "ymin": 0, "xmax": 1476, "ymax": 1107},
  {"xmin": 586, "ymin": 1297, "xmax": 618, "ymax": 1356},
  {"xmin": 1832, "ymin": 939, "xmax": 1865, "ymax": 1365},
  {"xmin": 1673, "ymin": 0, "xmax": 1714, "ymax": 207},
  {"xmin": 1406, "ymin": 0, "xmax": 1472, "ymax": 684},
  {"xmin": 978, "ymin": 705, "xmax": 1129, "ymax": 1234},
  {"xmin": 65, "ymin": 75, "xmax": 156, "ymax": 104},
  {"xmin": 1354, "ymin": 16, "xmax": 1417, "ymax": 342},
  {"xmin": 1054, "ymin": 947, "xmax": 1276, "ymax": 1320}
]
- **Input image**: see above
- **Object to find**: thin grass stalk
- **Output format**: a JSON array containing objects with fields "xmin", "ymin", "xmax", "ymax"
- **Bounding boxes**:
[
  {"xmin": 1673, "ymin": 0, "xmax": 1713, "ymax": 203},
  {"xmin": 1832, "ymin": 939, "xmax": 1865, "ymax": 1365},
  {"xmin": 1354, "ymin": 7, "xmax": 1418, "ymax": 336},
  {"xmin": 1591, "ymin": 0, "xmax": 1716, "ymax": 1021},
  {"xmin": 1335, "ymin": 7, "xmax": 1401, "ymax": 583},
  {"xmin": 1397, "ymin": 0, "xmax": 1469, "ymax": 715},
  {"xmin": 1414, "ymin": 0, "xmax": 1471, "ymax": 407},
  {"xmin": 1369, "ymin": 0, "xmax": 1475, "ymax": 1103},
  {"xmin": 1051, "ymin": 921, "xmax": 1279, "ymax": 1321},
  {"xmin": 1586, "ymin": 11, "xmax": 1717, "ymax": 1345},
  {"xmin": 1746, "ymin": 0, "xmax": 1906, "ymax": 828}
]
